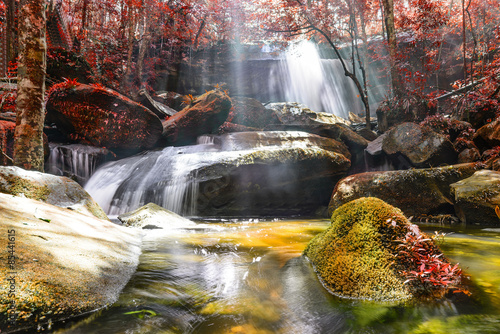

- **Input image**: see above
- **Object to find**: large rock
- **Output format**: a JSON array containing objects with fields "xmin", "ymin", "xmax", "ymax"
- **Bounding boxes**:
[
  {"xmin": 450, "ymin": 170, "xmax": 500, "ymax": 226},
  {"xmin": 193, "ymin": 146, "xmax": 350, "ymax": 217},
  {"xmin": 46, "ymin": 82, "xmax": 163, "ymax": 153},
  {"xmin": 265, "ymin": 102, "xmax": 350, "ymax": 126},
  {"xmin": 226, "ymin": 97, "xmax": 280, "ymax": 129},
  {"xmin": 329, "ymin": 163, "xmax": 480, "ymax": 218},
  {"xmin": 162, "ymin": 89, "xmax": 232, "ymax": 145},
  {"xmin": 305, "ymin": 197, "xmax": 462, "ymax": 301},
  {"xmin": 474, "ymin": 119, "xmax": 500, "ymax": 149},
  {"xmin": 0, "ymin": 166, "xmax": 108, "ymax": 220},
  {"xmin": 216, "ymin": 131, "xmax": 351, "ymax": 160},
  {"xmin": 382, "ymin": 122, "xmax": 458, "ymax": 168},
  {"xmin": 264, "ymin": 103, "xmax": 368, "ymax": 154},
  {"xmin": 0, "ymin": 193, "xmax": 140, "ymax": 333}
]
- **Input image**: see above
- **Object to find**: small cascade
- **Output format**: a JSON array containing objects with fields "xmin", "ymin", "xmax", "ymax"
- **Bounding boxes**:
[
  {"xmin": 85, "ymin": 142, "xmax": 225, "ymax": 216},
  {"xmin": 45, "ymin": 143, "xmax": 113, "ymax": 185}
]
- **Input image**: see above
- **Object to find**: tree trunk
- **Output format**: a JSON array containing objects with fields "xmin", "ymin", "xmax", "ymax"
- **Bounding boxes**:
[
  {"xmin": 13, "ymin": 0, "xmax": 46, "ymax": 171},
  {"xmin": 381, "ymin": 0, "xmax": 401, "ymax": 97},
  {"xmin": 5, "ymin": 0, "xmax": 17, "ymax": 69},
  {"xmin": 135, "ymin": 4, "xmax": 152, "ymax": 92}
]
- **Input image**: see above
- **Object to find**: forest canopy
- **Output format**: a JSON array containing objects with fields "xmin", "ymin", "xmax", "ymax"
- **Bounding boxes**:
[{"xmin": 0, "ymin": 0, "xmax": 499, "ymax": 111}]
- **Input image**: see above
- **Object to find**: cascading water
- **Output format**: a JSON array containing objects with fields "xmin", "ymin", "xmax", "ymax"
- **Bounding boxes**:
[
  {"xmin": 268, "ymin": 40, "xmax": 364, "ymax": 119},
  {"xmin": 45, "ymin": 143, "xmax": 113, "ymax": 185},
  {"xmin": 84, "ymin": 142, "xmax": 217, "ymax": 217}
]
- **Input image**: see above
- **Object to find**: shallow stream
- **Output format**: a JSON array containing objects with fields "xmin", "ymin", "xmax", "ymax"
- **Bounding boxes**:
[{"xmin": 54, "ymin": 219, "xmax": 500, "ymax": 334}]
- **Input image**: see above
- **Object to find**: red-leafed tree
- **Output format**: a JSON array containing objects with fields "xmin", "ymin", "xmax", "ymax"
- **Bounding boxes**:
[{"xmin": 13, "ymin": 0, "xmax": 46, "ymax": 171}]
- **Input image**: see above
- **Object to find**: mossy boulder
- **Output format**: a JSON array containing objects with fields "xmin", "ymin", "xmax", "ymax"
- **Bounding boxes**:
[
  {"xmin": 304, "ymin": 197, "xmax": 460, "ymax": 301},
  {"xmin": 0, "ymin": 166, "xmax": 108, "ymax": 220}
]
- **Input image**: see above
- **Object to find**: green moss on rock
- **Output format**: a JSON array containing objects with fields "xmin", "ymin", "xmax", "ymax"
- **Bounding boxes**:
[
  {"xmin": 304, "ymin": 197, "xmax": 413, "ymax": 301},
  {"xmin": 0, "ymin": 173, "xmax": 50, "ymax": 200}
]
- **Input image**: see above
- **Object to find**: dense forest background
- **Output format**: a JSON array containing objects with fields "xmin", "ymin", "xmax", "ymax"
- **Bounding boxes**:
[{"xmin": 0, "ymin": 0, "xmax": 499, "ymax": 169}]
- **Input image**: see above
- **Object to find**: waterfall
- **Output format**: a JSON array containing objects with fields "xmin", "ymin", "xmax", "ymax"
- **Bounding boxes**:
[
  {"xmin": 269, "ymin": 41, "xmax": 385, "ymax": 119},
  {"xmin": 45, "ymin": 143, "xmax": 113, "ymax": 185},
  {"xmin": 84, "ymin": 142, "xmax": 225, "ymax": 216}
]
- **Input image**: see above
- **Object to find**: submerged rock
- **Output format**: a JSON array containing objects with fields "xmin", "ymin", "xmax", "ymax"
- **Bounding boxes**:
[
  {"xmin": 382, "ymin": 122, "xmax": 458, "ymax": 168},
  {"xmin": 0, "ymin": 166, "xmax": 108, "ymax": 220},
  {"xmin": 46, "ymin": 82, "xmax": 162, "ymax": 153},
  {"xmin": 329, "ymin": 163, "xmax": 480, "ymax": 219},
  {"xmin": 304, "ymin": 197, "xmax": 462, "ymax": 301},
  {"xmin": 118, "ymin": 203, "xmax": 196, "ymax": 229},
  {"xmin": 0, "ymin": 193, "xmax": 140, "ymax": 333},
  {"xmin": 162, "ymin": 89, "xmax": 232, "ymax": 145},
  {"xmin": 450, "ymin": 170, "xmax": 500, "ymax": 226}
]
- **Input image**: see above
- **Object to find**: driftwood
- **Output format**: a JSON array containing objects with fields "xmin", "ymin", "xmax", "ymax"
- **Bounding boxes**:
[{"xmin": 138, "ymin": 88, "xmax": 177, "ymax": 118}]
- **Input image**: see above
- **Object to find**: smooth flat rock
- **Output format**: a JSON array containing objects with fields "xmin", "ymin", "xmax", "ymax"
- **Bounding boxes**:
[{"xmin": 0, "ymin": 193, "xmax": 141, "ymax": 333}]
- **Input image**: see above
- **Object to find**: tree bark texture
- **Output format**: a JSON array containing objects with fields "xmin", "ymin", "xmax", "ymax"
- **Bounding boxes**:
[
  {"xmin": 381, "ymin": 0, "xmax": 401, "ymax": 96},
  {"xmin": 13, "ymin": 0, "xmax": 46, "ymax": 171}
]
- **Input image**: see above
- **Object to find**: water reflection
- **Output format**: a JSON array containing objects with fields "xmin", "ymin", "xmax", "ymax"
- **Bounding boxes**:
[{"xmin": 56, "ymin": 220, "xmax": 500, "ymax": 334}]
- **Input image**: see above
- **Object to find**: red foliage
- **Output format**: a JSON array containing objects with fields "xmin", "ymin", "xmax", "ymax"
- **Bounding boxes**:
[{"xmin": 396, "ymin": 224, "xmax": 467, "ymax": 296}]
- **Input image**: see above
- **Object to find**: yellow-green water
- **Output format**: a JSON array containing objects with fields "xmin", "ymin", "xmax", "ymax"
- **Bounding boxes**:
[{"xmin": 54, "ymin": 219, "xmax": 500, "ymax": 334}]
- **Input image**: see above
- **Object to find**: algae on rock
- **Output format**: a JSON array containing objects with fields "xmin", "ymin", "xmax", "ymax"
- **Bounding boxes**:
[{"xmin": 304, "ymin": 197, "xmax": 463, "ymax": 301}]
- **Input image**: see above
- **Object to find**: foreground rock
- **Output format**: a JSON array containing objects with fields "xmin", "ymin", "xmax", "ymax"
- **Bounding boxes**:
[
  {"xmin": 305, "ymin": 197, "xmax": 464, "ymax": 301},
  {"xmin": 0, "ymin": 166, "xmax": 108, "ymax": 220},
  {"xmin": 46, "ymin": 82, "xmax": 163, "ymax": 153},
  {"xmin": 162, "ymin": 89, "xmax": 232, "ymax": 145},
  {"xmin": 118, "ymin": 203, "xmax": 196, "ymax": 229},
  {"xmin": 0, "ymin": 193, "xmax": 141, "ymax": 333},
  {"xmin": 451, "ymin": 170, "xmax": 500, "ymax": 226},
  {"xmin": 382, "ymin": 122, "xmax": 458, "ymax": 168},
  {"xmin": 329, "ymin": 163, "xmax": 480, "ymax": 220}
]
